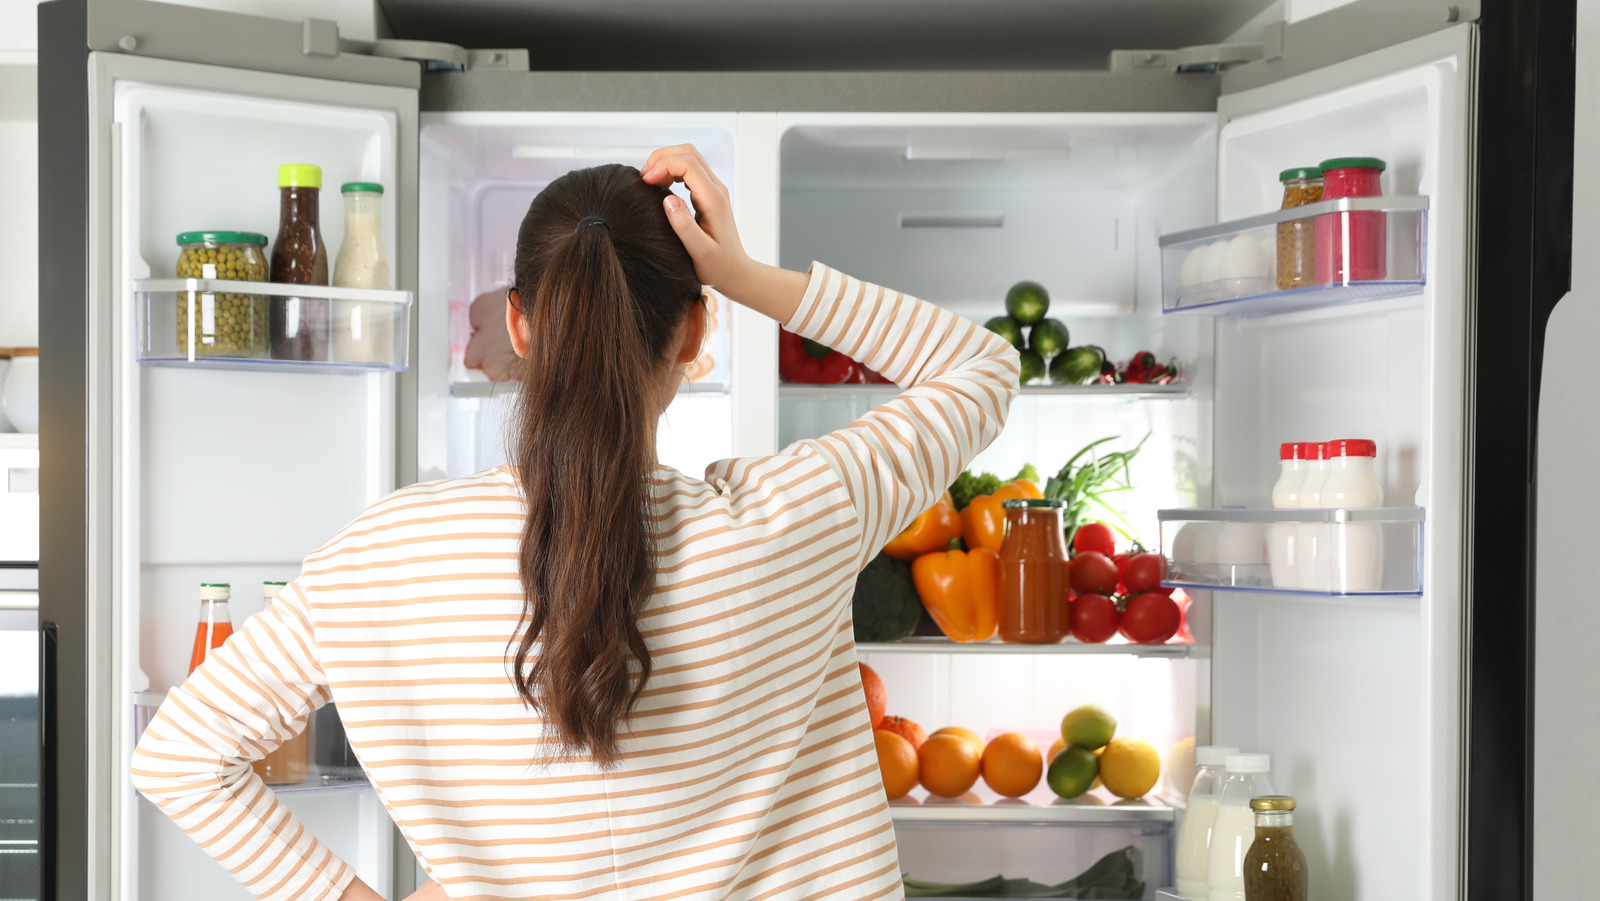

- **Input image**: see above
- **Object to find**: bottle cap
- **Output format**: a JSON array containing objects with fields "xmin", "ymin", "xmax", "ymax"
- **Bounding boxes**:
[
  {"xmin": 278, "ymin": 164, "xmax": 323, "ymax": 189},
  {"xmin": 1319, "ymin": 156, "xmax": 1387, "ymax": 173},
  {"xmin": 1196, "ymin": 745, "xmax": 1240, "ymax": 766},
  {"xmin": 1279, "ymin": 443, "xmax": 1304, "ymax": 461},
  {"xmin": 199, "ymin": 582, "xmax": 231, "ymax": 601},
  {"xmin": 1328, "ymin": 438, "xmax": 1377, "ymax": 458},
  {"xmin": 1279, "ymin": 167, "xmax": 1323, "ymax": 181},
  {"xmin": 1251, "ymin": 795, "xmax": 1297, "ymax": 811},
  {"xmin": 1002, "ymin": 498, "xmax": 1066, "ymax": 508},
  {"xmin": 341, "ymin": 182, "xmax": 384, "ymax": 195},
  {"xmin": 263, "ymin": 581, "xmax": 288, "ymax": 599},
  {"xmin": 175, "ymin": 231, "xmax": 268, "ymax": 247},
  {"xmin": 1225, "ymin": 753, "xmax": 1271, "ymax": 773},
  {"xmin": 1300, "ymin": 442, "xmax": 1322, "ymax": 459}
]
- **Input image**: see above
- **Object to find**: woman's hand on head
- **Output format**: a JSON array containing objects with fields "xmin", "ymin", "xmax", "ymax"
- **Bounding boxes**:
[{"xmin": 641, "ymin": 145, "xmax": 755, "ymax": 299}]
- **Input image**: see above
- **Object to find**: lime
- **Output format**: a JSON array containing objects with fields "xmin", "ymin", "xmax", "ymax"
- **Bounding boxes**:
[
  {"xmin": 1049, "ymin": 346, "xmax": 1103, "ymax": 385},
  {"xmin": 1046, "ymin": 746, "xmax": 1099, "ymax": 799},
  {"xmin": 1099, "ymin": 738, "xmax": 1161, "ymax": 799},
  {"xmin": 1061, "ymin": 705, "xmax": 1118, "ymax": 750},
  {"xmin": 984, "ymin": 316, "xmax": 1026, "ymax": 350},
  {"xmin": 1018, "ymin": 349, "xmax": 1047, "ymax": 386},
  {"xmin": 1005, "ymin": 281, "xmax": 1050, "ymax": 325},
  {"xmin": 1029, "ymin": 318, "xmax": 1070, "ymax": 359}
]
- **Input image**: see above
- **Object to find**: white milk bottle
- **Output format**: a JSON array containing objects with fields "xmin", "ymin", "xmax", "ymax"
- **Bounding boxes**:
[
  {"xmin": 1321, "ymin": 438, "xmax": 1384, "ymax": 591},
  {"xmin": 1268, "ymin": 443, "xmax": 1308, "ymax": 588},
  {"xmin": 1294, "ymin": 443, "xmax": 1329, "ymax": 590},
  {"xmin": 1207, "ymin": 753, "xmax": 1276, "ymax": 901},
  {"xmin": 332, "ymin": 182, "xmax": 394, "ymax": 364},
  {"xmin": 1175, "ymin": 745, "xmax": 1239, "ymax": 899}
]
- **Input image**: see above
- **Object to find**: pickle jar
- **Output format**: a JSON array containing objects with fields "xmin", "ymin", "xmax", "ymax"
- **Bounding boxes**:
[
  {"xmin": 996, "ymin": 499, "xmax": 1071, "ymax": 643},
  {"xmin": 175, "ymin": 231, "xmax": 270, "ymax": 358},
  {"xmin": 1274, "ymin": 168, "xmax": 1323, "ymax": 291}
]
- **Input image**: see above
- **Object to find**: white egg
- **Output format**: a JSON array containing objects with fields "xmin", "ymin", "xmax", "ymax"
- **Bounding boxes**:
[
  {"xmin": 1220, "ymin": 233, "xmax": 1269, "ymax": 280},
  {"xmin": 1179, "ymin": 245, "xmax": 1208, "ymax": 287},
  {"xmin": 1213, "ymin": 523, "xmax": 1267, "ymax": 567},
  {"xmin": 1199, "ymin": 241, "xmax": 1229, "ymax": 284}
]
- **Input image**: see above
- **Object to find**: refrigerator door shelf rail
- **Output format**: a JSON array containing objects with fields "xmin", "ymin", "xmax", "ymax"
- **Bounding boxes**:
[
  {"xmin": 859, "ymin": 638, "xmax": 1200, "ymax": 658},
  {"xmin": 889, "ymin": 788, "xmax": 1176, "ymax": 826},
  {"xmin": 779, "ymin": 383, "xmax": 1192, "ymax": 401},
  {"xmin": 1159, "ymin": 196, "xmax": 1428, "ymax": 317},
  {"xmin": 134, "ymin": 278, "xmax": 414, "ymax": 374},
  {"xmin": 1157, "ymin": 506, "xmax": 1425, "ymax": 596}
]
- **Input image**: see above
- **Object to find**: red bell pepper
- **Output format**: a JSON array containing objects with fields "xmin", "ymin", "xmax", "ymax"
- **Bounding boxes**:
[{"xmin": 779, "ymin": 328, "xmax": 858, "ymax": 384}]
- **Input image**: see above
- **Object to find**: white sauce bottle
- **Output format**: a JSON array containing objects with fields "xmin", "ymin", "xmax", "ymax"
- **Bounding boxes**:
[
  {"xmin": 1207, "ymin": 753, "xmax": 1276, "ymax": 901},
  {"xmin": 332, "ymin": 182, "xmax": 394, "ymax": 364},
  {"xmin": 1175, "ymin": 745, "xmax": 1239, "ymax": 899},
  {"xmin": 1321, "ymin": 438, "xmax": 1385, "ymax": 592},
  {"xmin": 1268, "ymin": 442, "xmax": 1308, "ymax": 588},
  {"xmin": 1294, "ymin": 443, "xmax": 1330, "ymax": 591}
]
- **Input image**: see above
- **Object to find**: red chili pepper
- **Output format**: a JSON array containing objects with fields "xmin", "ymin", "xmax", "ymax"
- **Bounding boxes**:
[{"xmin": 779, "ymin": 328, "xmax": 858, "ymax": 384}]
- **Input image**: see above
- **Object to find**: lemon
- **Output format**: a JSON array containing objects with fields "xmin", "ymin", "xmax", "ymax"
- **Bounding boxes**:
[
  {"xmin": 1166, "ymin": 736, "xmax": 1197, "ymax": 797},
  {"xmin": 1061, "ymin": 705, "xmax": 1118, "ymax": 750},
  {"xmin": 1046, "ymin": 746, "xmax": 1098, "ymax": 799},
  {"xmin": 1099, "ymin": 738, "xmax": 1161, "ymax": 799}
]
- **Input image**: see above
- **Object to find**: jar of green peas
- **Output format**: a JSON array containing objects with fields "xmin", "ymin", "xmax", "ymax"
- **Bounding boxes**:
[{"xmin": 175, "ymin": 231, "xmax": 270, "ymax": 357}]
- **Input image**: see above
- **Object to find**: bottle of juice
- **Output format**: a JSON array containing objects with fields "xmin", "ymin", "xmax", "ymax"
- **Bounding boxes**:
[
  {"xmin": 252, "ymin": 581, "xmax": 310, "ymax": 786},
  {"xmin": 1243, "ymin": 795, "xmax": 1309, "ymax": 901},
  {"xmin": 188, "ymin": 582, "xmax": 234, "ymax": 674}
]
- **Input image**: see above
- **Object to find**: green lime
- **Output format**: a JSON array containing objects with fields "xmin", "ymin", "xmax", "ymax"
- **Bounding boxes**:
[
  {"xmin": 1049, "ymin": 346, "xmax": 1103, "ymax": 385},
  {"xmin": 1061, "ymin": 704, "xmax": 1118, "ymax": 750},
  {"xmin": 1029, "ymin": 318, "xmax": 1070, "ymax": 359},
  {"xmin": 1005, "ymin": 281, "xmax": 1050, "ymax": 325},
  {"xmin": 1018, "ymin": 349, "xmax": 1047, "ymax": 386},
  {"xmin": 1047, "ymin": 746, "xmax": 1100, "ymax": 799},
  {"xmin": 985, "ymin": 315, "xmax": 1026, "ymax": 350}
]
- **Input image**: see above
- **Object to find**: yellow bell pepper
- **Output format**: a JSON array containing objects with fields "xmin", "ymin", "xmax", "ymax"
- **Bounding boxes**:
[
  {"xmin": 883, "ymin": 491, "xmax": 963, "ymax": 561},
  {"xmin": 911, "ymin": 546, "xmax": 1000, "ymax": 642}
]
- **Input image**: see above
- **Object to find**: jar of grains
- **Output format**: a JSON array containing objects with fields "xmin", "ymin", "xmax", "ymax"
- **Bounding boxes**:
[
  {"xmin": 175, "ymin": 231, "xmax": 270, "ymax": 357},
  {"xmin": 1275, "ymin": 168, "xmax": 1323, "ymax": 291}
]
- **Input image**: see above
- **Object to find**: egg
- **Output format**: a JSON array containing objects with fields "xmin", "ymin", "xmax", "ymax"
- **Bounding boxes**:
[
  {"xmin": 1199, "ymin": 241, "xmax": 1229, "ymax": 285},
  {"xmin": 1179, "ymin": 245, "xmax": 1208, "ymax": 287},
  {"xmin": 1220, "ymin": 233, "xmax": 1270, "ymax": 281},
  {"xmin": 1213, "ymin": 523, "xmax": 1267, "ymax": 567}
]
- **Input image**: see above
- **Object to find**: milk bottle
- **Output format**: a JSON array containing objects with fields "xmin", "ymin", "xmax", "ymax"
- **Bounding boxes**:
[
  {"xmin": 1207, "ymin": 753, "xmax": 1276, "ymax": 901},
  {"xmin": 1321, "ymin": 438, "xmax": 1384, "ymax": 591},
  {"xmin": 1269, "ymin": 443, "xmax": 1308, "ymax": 588},
  {"xmin": 1175, "ymin": 745, "xmax": 1239, "ymax": 899},
  {"xmin": 1294, "ymin": 444, "xmax": 1330, "ymax": 590}
]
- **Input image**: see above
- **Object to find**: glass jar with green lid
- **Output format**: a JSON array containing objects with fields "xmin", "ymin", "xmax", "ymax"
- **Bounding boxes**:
[
  {"xmin": 175, "ymin": 231, "xmax": 270, "ymax": 358},
  {"xmin": 1275, "ymin": 168, "xmax": 1324, "ymax": 291}
]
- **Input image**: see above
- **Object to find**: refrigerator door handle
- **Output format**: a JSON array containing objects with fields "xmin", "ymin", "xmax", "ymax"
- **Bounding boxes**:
[{"xmin": 38, "ymin": 621, "xmax": 57, "ymax": 901}]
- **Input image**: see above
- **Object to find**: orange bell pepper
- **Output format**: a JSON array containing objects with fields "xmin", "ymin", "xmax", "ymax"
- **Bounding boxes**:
[
  {"xmin": 960, "ymin": 479, "xmax": 1046, "ymax": 553},
  {"xmin": 911, "ymin": 547, "xmax": 1000, "ymax": 642},
  {"xmin": 883, "ymin": 492, "xmax": 963, "ymax": 561}
]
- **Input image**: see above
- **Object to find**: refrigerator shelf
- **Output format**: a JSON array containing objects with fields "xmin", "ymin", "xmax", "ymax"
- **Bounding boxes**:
[
  {"xmin": 1158, "ymin": 506, "xmax": 1425, "ymax": 596},
  {"xmin": 1159, "ymin": 195, "xmax": 1428, "ymax": 316},
  {"xmin": 780, "ymin": 383, "xmax": 1191, "ymax": 400},
  {"xmin": 135, "ymin": 278, "xmax": 413, "ymax": 373},
  {"xmin": 858, "ymin": 637, "xmax": 1198, "ymax": 658},
  {"xmin": 449, "ymin": 379, "xmax": 731, "ymax": 398},
  {"xmin": 890, "ymin": 786, "xmax": 1176, "ymax": 826}
]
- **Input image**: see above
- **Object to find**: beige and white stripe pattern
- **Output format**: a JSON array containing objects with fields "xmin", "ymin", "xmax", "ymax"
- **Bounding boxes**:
[{"xmin": 131, "ymin": 263, "xmax": 1021, "ymax": 901}]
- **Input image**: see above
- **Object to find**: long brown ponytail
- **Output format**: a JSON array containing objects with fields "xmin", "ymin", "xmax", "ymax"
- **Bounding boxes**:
[{"xmin": 509, "ymin": 164, "xmax": 703, "ymax": 766}]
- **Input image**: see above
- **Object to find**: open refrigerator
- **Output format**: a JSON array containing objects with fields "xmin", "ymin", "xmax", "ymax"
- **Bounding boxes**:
[{"xmin": 37, "ymin": 1, "xmax": 1561, "ymax": 899}]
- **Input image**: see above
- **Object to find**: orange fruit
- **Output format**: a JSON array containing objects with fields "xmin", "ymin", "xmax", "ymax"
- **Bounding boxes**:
[
  {"xmin": 933, "ymin": 726, "xmax": 985, "ymax": 757},
  {"xmin": 879, "ymin": 715, "xmax": 928, "ymax": 751},
  {"xmin": 981, "ymin": 732, "xmax": 1043, "ymax": 798},
  {"xmin": 859, "ymin": 663, "xmax": 888, "ymax": 728},
  {"xmin": 1047, "ymin": 736, "xmax": 1067, "ymax": 762},
  {"xmin": 874, "ymin": 729, "xmax": 919, "ymax": 800},
  {"xmin": 918, "ymin": 733, "xmax": 982, "ymax": 798}
]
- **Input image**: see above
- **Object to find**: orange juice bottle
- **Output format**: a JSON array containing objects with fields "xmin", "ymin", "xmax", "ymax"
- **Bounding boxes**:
[
  {"xmin": 252, "ymin": 581, "xmax": 309, "ymax": 785},
  {"xmin": 187, "ymin": 582, "xmax": 234, "ymax": 674}
]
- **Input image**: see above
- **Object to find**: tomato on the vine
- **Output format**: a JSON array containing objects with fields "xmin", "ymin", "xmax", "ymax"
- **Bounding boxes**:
[
  {"xmin": 1123, "ymin": 552, "xmax": 1165, "ymax": 594},
  {"xmin": 1120, "ymin": 592, "xmax": 1181, "ymax": 644},
  {"xmin": 1070, "ymin": 594, "xmax": 1121, "ymax": 643},
  {"xmin": 1072, "ymin": 522, "xmax": 1116, "ymax": 557},
  {"xmin": 1069, "ymin": 552, "xmax": 1119, "ymax": 596}
]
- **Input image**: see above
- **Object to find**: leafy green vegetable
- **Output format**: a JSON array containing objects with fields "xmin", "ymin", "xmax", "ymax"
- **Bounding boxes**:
[
  {"xmin": 949, "ymin": 464, "xmax": 1042, "ymax": 511},
  {"xmin": 902, "ymin": 847, "xmax": 1145, "ymax": 898},
  {"xmin": 851, "ymin": 553, "xmax": 922, "ymax": 643},
  {"xmin": 1043, "ymin": 434, "xmax": 1149, "ymax": 547}
]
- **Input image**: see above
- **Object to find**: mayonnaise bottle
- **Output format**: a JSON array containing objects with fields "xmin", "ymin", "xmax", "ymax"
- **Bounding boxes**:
[
  {"xmin": 1294, "ymin": 443, "xmax": 1329, "ymax": 590},
  {"xmin": 332, "ymin": 182, "xmax": 394, "ymax": 365},
  {"xmin": 1268, "ymin": 442, "xmax": 1308, "ymax": 588},
  {"xmin": 1321, "ymin": 438, "xmax": 1384, "ymax": 592}
]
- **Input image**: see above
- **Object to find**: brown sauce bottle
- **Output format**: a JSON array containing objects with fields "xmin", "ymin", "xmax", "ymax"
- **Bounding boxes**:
[
  {"xmin": 270, "ymin": 164, "xmax": 330, "ymax": 361},
  {"xmin": 1244, "ymin": 795, "xmax": 1309, "ymax": 901}
]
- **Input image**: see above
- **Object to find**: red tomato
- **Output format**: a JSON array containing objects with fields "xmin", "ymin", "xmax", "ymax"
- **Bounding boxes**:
[
  {"xmin": 1072, "ymin": 522, "xmax": 1117, "ymax": 557},
  {"xmin": 1069, "ymin": 593, "xmax": 1121, "ymax": 643},
  {"xmin": 1120, "ymin": 592, "xmax": 1181, "ymax": 644},
  {"xmin": 1069, "ymin": 552, "xmax": 1119, "ymax": 596},
  {"xmin": 1123, "ymin": 553, "xmax": 1165, "ymax": 594}
]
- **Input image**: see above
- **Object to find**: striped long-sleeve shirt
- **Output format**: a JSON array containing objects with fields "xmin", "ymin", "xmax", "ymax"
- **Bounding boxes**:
[{"xmin": 131, "ymin": 263, "xmax": 1021, "ymax": 901}]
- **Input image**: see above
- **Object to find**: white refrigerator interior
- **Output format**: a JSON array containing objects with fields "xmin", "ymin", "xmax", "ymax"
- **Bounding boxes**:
[{"xmin": 107, "ymin": 55, "xmax": 412, "ymax": 899}]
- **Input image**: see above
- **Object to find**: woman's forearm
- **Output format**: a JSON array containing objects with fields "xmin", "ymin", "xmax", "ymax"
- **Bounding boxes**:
[{"xmin": 720, "ymin": 260, "xmax": 808, "ymax": 325}]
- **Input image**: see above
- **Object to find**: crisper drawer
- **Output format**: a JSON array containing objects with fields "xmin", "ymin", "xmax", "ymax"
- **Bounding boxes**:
[{"xmin": 894, "ymin": 822, "xmax": 1170, "ymax": 899}]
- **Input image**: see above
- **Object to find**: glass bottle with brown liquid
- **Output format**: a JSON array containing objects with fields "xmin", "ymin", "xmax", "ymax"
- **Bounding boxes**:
[
  {"xmin": 996, "ymin": 499, "xmax": 1070, "ymax": 643},
  {"xmin": 252, "ymin": 581, "xmax": 310, "ymax": 786},
  {"xmin": 270, "ymin": 164, "xmax": 330, "ymax": 361},
  {"xmin": 1243, "ymin": 795, "xmax": 1308, "ymax": 901}
]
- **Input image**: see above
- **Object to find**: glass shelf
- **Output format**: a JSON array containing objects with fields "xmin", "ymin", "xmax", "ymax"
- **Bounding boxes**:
[
  {"xmin": 890, "ymin": 784, "xmax": 1176, "ymax": 826},
  {"xmin": 450, "ymin": 379, "xmax": 729, "ymax": 398},
  {"xmin": 1157, "ymin": 506, "xmax": 1424, "ymax": 596},
  {"xmin": 780, "ymin": 383, "xmax": 1191, "ymax": 400},
  {"xmin": 1159, "ymin": 195, "xmax": 1428, "ymax": 317},
  {"xmin": 859, "ymin": 637, "xmax": 1199, "ymax": 658},
  {"xmin": 135, "ymin": 278, "xmax": 413, "ymax": 373}
]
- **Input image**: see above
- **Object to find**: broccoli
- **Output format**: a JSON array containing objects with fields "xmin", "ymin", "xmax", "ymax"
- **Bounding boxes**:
[
  {"xmin": 948, "ymin": 463, "xmax": 1041, "ymax": 510},
  {"xmin": 852, "ymin": 553, "xmax": 923, "ymax": 643}
]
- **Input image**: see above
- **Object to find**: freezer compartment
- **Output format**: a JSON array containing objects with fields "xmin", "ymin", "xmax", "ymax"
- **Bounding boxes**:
[
  {"xmin": 1158, "ymin": 506, "xmax": 1424, "ymax": 596},
  {"xmin": 136, "ymin": 278, "xmax": 413, "ymax": 371},
  {"xmin": 1159, "ymin": 197, "xmax": 1428, "ymax": 315},
  {"xmin": 895, "ymin": 824, "xmax": 1167, "ymax": 899}
]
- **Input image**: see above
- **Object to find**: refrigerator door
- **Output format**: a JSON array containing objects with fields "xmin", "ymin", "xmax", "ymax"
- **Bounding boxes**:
[
  {"xmin": 38, "ymin": 4, "xmax": 419, "ymax": 898},
  {"xmin": 1204, "ymin": 24, "xmax": 1473, "ymax": 901}
]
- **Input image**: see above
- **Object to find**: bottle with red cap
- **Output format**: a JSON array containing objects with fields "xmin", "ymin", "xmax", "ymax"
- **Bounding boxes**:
[
  {"xmin": 1269, "ymin": 442, "xmax": 1310, "ymax": 588},
  {"xmin": 1321, "ymin": 439, "xmax": 1384, "ymax": 591},
  {"xmin": 1295, "ymin": 443, "xmax": 1331, "ymax": 591}
]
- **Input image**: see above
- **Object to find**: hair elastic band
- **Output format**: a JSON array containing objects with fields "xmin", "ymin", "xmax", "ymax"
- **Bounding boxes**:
[{"xmin": 576, "ymin": 215, "xmax": 611, "ymax": 236}]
